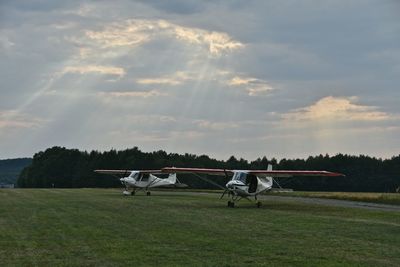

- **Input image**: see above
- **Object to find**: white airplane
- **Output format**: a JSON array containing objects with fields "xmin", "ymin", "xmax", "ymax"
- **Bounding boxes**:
[
  {"xmin": 162, "ymin": 165, "xmax": 344, "ymax": 208},
  {"xmin": 94, "ymin": 169, "xmax": 181, "ymax": 196}
]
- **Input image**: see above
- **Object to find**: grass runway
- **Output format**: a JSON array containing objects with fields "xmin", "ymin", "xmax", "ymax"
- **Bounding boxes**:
[{"xmin": 1, "ymin": 189, "xmax": 399, "ymax": 266}]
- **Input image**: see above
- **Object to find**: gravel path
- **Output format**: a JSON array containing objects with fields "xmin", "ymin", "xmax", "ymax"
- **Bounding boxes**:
[
  {"xmin": 260, "ymin": 194, "xmax": 400, "ymax": 212},
  {"xmin": 155, "ymin": 190, "xmax": 400, "ymax": 212}
]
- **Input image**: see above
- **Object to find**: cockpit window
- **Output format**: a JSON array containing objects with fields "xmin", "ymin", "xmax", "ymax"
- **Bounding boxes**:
[
  {"xmin": 140, "ymin": 174, "xmax": 149, "ymax": 181},
  {"xmin": 233, "ymin": 172, "xmax": 247, "ymax": 183},
  {"xmin": 129, "ymin": 172, "xmax": 139, "ymax": 179}
]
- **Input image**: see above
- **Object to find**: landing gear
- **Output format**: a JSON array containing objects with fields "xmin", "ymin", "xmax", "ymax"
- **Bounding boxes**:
[
  {"xmin": 146, "ymin": 191, "xmax": 151, "ymax": 196},
  {"xmin": 226, "ymin": 197, "xmax": 262, "ymax": 208},
  {"xmin": 131, "ymin": 191, "xmax": 135, "ymax": 196}
]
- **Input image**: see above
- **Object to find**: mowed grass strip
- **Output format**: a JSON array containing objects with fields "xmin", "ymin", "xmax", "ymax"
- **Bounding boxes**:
[
  {"xmin": 271, "ymin": 191, "xmax": 400, "ymax": 205},
  {"xmin": 0, "ymin": 189, "xmax": 399, "ymax": 266}
]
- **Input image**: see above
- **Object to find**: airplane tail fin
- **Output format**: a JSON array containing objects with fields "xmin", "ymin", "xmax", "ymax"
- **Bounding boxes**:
[{"xmin": 266, "ymin": 164, "xmax": 274, "ymax": 188}]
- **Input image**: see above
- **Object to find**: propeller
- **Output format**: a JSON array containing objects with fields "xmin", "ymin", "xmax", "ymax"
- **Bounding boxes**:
[
  {"xmin": 220, "ymin": 189, "xmax": 228, "ymax": 199},
  {"xmin": 121, "ymin": 180, "xmax": 127, "ymax": 190},
  {"xmin": 219, "ymin": 169, "xmax": 230, "ymax": 199}
]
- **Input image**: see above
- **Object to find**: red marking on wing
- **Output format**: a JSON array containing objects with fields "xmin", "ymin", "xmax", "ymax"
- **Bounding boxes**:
[
  {"xmin": 162, "ymin": 167, "xmax": 344, "ymax": 177},
  {"xmin": 94, "ymin": 169, "xmax": 163, "ymax": 175},
  {"xmin": 248, "ymin": 170, "xmax": 344, "ymax": 177},
  {"xmin": 162, "ymin": 167, "xmax": 233, "ymax": 176}
]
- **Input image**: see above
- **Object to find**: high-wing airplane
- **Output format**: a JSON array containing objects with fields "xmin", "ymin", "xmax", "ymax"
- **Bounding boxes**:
[
  {"xmin": 94, "ymin": 169, "xmax": 182, "ymax": 196},
  {"xmin": 162, "ymin": 165, "xmax": 344, "ymax": 208}
]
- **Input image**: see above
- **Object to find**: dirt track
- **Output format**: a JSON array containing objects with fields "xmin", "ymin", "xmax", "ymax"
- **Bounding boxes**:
[
  {"xmin": 155, "ymin": 191, "xmax": 400, "ymax": 212},
  {"xmin": 259, "ymin": 194, "xmax": 400, "ymax": 212}
]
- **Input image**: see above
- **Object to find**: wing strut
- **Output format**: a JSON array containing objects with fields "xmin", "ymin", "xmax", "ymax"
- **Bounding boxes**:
[{"xmin": 192, "ymin": 173, "xmax": 226, "ymax": 191}]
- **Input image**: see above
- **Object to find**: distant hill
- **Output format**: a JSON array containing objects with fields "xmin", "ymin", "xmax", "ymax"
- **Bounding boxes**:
[{"xmin": 0, "ymin": 158, "xmax": 32, "ymax": 185}]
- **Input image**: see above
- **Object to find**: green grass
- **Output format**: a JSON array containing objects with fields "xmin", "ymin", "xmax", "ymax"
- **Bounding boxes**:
[
  {"xmin": 1, "ymin": 189, "xmax": 399, "ymax": 266},
  {"xmin": 270, "ymin": 191, "xmax": 400, "ymax": 205}
]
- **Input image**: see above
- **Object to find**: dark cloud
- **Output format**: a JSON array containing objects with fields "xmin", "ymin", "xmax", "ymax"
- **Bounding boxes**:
[
  {"xmin": 137, "ymin": 0, "xmax": 206, "ymax": 14},
  {"xmin": 0, "ymin": 0, "xmax": 73, "ymax": 12}
]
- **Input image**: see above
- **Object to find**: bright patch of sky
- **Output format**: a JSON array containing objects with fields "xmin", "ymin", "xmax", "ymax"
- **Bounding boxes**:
[{"xmin": 1, "ymin": 0, "xmax": 399, "ymax": 160}]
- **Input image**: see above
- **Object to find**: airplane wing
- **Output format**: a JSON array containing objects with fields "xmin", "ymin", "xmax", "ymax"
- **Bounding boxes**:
[
  {"xmin": 162, "ymin": 167, "xmax": 343, "ymax": 177},
  {"xmin": 162, "ymin": 167, "xmax": 233, "ymax": 176},
  {"xmin": 94, "ymin": 169, "xmax": 163, "ymax": 175},
  {"xmin": 247, "ymin": 170, "xmax": 344, "ymax": 177}
]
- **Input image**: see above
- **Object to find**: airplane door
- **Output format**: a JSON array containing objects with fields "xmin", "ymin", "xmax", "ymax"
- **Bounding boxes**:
[{"xmin": 247, "ymin": 174, "xmax": 258, "ymax": 193}]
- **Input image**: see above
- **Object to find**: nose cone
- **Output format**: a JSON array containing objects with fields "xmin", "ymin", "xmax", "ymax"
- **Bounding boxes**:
[{"xmin": 226, "ymin": 181, "xmax": 234, "ymax": 189}]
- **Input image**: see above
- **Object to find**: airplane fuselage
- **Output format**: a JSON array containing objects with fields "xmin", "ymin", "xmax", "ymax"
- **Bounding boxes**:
[
  {"xmin": 226, "ymin": 171, "xmax": 273, "ymax": 197},
  {"xmin": 120, "ymin": 172, "xmax": 178, "ymax": 195}
]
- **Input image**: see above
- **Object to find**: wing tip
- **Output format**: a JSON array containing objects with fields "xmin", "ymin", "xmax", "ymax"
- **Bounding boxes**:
[{"xmin": 326, "ymin": 171, "xmax": 345, "ymax": 177}]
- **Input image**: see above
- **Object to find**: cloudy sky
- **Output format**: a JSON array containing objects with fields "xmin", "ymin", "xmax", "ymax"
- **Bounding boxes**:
[{"xmin": 1, "ymin": 0, "xmax": 399, "ymax": 160}]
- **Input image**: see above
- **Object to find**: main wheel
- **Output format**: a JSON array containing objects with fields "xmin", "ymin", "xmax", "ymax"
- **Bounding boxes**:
[
  {"xmin": 256, "ymin": 201, "xmax": 262, "ymax": 208},
  {"xmin": 131, "ymin": 191, "xmax": 135, "ymax": 196},
  {"xmin": 146, "ymin": 191, "xmax": 151, "ymax": 196}
]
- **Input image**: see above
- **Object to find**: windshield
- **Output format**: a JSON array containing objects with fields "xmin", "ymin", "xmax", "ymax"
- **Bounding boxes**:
[
  {"xmin": 129, "ymin": 172, "xmax": 139, "ymax": 179},
  {"xmin": 233, "ymin": 172, "xmax": 247, "ymax": 183}
]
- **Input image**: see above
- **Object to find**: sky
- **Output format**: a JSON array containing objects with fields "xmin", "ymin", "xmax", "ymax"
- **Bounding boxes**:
[{"xmin": 1, "ymin": 0, "xmax": 400, "ymax": 161}]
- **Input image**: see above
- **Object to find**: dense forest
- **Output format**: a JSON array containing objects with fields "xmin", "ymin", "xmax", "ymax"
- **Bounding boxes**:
[
  {"xmin": 0, "ymin": 158, "xmax": 32, "ymax": 184},
  {"xmin": 17, "ymin": 146, "xmax": 400, "ymax": 192}
]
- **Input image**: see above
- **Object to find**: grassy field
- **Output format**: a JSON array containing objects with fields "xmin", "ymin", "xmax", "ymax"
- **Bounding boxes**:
[
  {"xmin": 270, "ymin": 191, "xmax": 400, "ymax": 205},
  {"xmin": 1, "ymin": 189, "xmax": 399, "ymax": 266}
]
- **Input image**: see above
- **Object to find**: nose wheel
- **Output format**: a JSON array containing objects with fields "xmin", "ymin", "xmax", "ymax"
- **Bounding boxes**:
[
  {"xmin": 146, "ymin": 191, "xmax": 151, "ymax": 196},
  {"xmin": 227, "ymin": 200, "xmax": 261, "ymax": 208}
]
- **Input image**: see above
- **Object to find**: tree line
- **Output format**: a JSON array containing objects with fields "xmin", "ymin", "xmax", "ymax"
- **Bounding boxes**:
[{"xmin": 17, "ymin": 146, "xmax": 400, "ymax": 192}]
